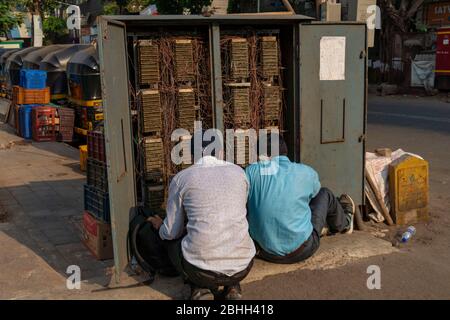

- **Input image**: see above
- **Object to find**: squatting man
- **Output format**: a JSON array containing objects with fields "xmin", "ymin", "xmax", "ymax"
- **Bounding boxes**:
[{"xmin": 145, "ymin": 129, "xmax": 355, "ymax": 300}]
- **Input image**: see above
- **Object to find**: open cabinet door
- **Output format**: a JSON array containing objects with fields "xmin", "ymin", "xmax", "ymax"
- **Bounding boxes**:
[
  {"xmin": 98, "ymin": 17, "xmax": 136, "ymax": 282},
  {"xmin": 299, "ymin": 23, "xmax": 367, "ymax": 205}
]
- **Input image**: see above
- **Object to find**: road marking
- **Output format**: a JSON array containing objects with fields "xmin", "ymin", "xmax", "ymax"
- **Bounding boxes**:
[{"xmin": 369, "ymin": 111, "xmax": 450, "ymax": 124}]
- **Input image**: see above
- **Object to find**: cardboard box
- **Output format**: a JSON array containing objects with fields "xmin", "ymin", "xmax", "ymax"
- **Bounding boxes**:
[
  {"xmin": 82, "ymin": 211, "xmax": 113, "ymax": 260},
  {"xmin": 321, "ymin": 3, "xmax": 342, "ymax": 22}
]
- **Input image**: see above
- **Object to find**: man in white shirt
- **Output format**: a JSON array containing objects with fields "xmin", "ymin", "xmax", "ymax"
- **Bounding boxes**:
[{"xmin": 148, "ymin": 135, "xmax": 255, "ymax": 300}]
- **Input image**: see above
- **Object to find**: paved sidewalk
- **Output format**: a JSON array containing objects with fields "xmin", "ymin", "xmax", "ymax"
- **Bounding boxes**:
[
  {"xmin": 0, "ymin": 123, "xmax": 116, "ymax": 298},
  {"xmin": 0, "ymin": 122, "xmax": 398, "ymax": 300}
]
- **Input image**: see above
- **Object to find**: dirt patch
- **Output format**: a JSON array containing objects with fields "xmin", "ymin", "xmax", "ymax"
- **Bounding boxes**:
[{"xmin": 0, "ymin": 139, "xmax": 31, "ymax": 150}]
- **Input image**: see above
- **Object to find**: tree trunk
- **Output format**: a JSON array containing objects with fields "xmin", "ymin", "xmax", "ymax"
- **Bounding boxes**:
[
  {"xmin": 31, "ymin": 0, "xmax": 43, "ymax": 47},
  {"xmin": 379, "ymin": 0, "xmax": 424, "ymax": 84}
]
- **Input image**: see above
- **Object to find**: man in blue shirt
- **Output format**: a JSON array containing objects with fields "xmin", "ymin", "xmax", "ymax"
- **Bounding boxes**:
[{"xmin": 245, "ymin": 133, "xmax": 355, "ymax": 263}]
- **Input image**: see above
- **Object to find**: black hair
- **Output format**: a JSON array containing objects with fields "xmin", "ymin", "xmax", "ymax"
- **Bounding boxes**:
[
  {"xmin": 259, "ymin": 132, "xmax": 288, "ymax": 157},
  {"xmin": 190, "ymin": 130, "xmax": 217, "ymax": 158}
]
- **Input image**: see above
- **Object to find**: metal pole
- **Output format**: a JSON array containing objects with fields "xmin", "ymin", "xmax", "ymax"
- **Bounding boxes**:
[{"xmin": 209, "ymin": 24, "xmax": 224, "ymax": 134}]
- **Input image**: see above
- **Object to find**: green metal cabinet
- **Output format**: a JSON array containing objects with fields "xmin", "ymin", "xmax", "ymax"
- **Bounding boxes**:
[
  {"xmin": 97, "ymin": 15, "xmax": 367, "ymax": 282},
  {"xmin": 97, "ymin": 19, "xmax": 136, "ymax": 281},
  {"xmin": 299, "ymin": 23, "xmax": 367, "ymax": 209}
]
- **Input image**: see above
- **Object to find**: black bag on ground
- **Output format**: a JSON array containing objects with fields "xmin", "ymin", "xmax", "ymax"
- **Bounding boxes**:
[{"xmin": 128, "ymin": 207, "xmax": 177, "ymax": 276}]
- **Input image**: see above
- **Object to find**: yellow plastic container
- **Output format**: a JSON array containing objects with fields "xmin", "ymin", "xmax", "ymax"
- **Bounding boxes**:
[{"xmin": 79, "ymin": 145, "xmax": 88, "ymax": 172}]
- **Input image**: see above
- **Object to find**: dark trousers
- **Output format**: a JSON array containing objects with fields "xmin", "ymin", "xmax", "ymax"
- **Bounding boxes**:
[
  {"xmin": 257, "ymin": 187, "xmax": 348, "ymax": 264},
  {"xmin": 143, "ymin": 226, "xmax": 253, "ymax": 290},
  {"xmin": 166, "ymin": 238, "xmax": 253, "ymax": 290}
]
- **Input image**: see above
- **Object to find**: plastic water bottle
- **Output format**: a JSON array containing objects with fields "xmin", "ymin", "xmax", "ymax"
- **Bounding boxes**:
[{"xmin": 401, "ymin": 226, "xmax": 416, "ymax": 243}]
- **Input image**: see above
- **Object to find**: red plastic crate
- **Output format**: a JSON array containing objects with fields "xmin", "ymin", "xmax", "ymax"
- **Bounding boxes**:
[
  {"xmin": 32, "ymin": 106, "xmax": 57, "ymax": 142},
  {"xmin": 87, "ymin": 130, "xmax": 106, "ymax": 163}
]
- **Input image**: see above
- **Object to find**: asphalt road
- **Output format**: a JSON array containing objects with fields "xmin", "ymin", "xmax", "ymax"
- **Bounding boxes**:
[{"xmin": 243, "ymin": 94, "xmax": 450, "ymax": 299}]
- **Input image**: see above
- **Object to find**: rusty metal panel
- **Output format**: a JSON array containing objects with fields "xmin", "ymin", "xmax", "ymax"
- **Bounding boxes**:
[
  {"xmin": 299, "ymin": 23, "xmax": 366, "ymax": 205},
  {"xmin": 98, "ymin": 17, "xmax": 136, "ymax": 282}
]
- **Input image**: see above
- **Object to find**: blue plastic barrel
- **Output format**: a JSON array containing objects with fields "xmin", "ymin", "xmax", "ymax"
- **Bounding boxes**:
[{"xmin": 19, "ymin": 105, "xmax": 39, "ymax": 139}]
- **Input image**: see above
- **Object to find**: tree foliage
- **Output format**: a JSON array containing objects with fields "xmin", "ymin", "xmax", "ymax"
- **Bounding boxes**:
[
  {"xmin": 104, "ymin": 0, "xmax": 212, "ymax": 14},
  {"xmin": 149, "ymin": 0, "xmax": 212, "ymax": 14},
  {"xmin": 19, "ymin": 0, "xmax": 59, "ymax": 16},
  {"xmin": 43, "ymin": 16, "xmax": 68, "ymax": 44},
  {"xmin": 0, "ymin": 0, "xmax": 23, "ymax": 37}
]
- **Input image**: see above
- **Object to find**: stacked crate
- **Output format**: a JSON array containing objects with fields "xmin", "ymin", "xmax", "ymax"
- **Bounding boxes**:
[
  {"xmin": 56, "ymin": 107, "xmax": 75, "ymax": 142},
  {"xmin": 84, "ymin": 130, "xmax": 110, "ymax": 222},
  {"xmin": 82, "ymin": 129, "xmax": 112, "ymax": 260},
  {"xmin": 12, "ymin": 69, "xmax": 55, "ymax": 141},
  {"xmin": 31, "ymin": 106, "xmax": 57, "ymax": 142}
]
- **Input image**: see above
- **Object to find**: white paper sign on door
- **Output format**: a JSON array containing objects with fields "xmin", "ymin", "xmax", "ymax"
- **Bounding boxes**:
[{"xmin": 320, "ymin": 36, "xmax": 346, "ymax": 81}]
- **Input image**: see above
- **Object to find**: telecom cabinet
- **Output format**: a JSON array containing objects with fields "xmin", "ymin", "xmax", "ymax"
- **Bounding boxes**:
[{"xmin": 97, "ymin": 15, "xmax": 367, "ymax": 281}]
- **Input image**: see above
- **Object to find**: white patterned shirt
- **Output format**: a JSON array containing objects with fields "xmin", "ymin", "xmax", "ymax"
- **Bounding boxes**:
[{"xmin": 159, "ymin": 156, "xmax": 256, "ymax": 276}]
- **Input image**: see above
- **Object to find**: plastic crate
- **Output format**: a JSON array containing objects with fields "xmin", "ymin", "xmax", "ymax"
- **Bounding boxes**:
[
  {"xmin": 20, "ymin": 69, "xmax": 47, "ymax": 89},
  {"xmin": 12, "ymin": 86, "xmax": 50, "ymax": 105},
  {"xmin": 31, "ymin": 106, "xmax": 57, "ymax": 142},
  {"xmin": 87, "ymin": 130, "xmax": 106, "ymax": 163},
  {"xmin": 19, "ymin": 105, "xmax": 39, "ymax": 139},
  {"xmin": 57, "ymin": 127, "xmax": 74, "ymax": 142},
  {"xmin": 84, "ymin": 184, "xmax": 110, "ymax": 223},
  {"xmin": 56, "ymin": 107, "xmax": 75, "ymax": 124},
  {"xmin": 87, "ymin": 158, "xmax": 108, "ymax": 192},
  {"xmin": 55, "ymin": 107, "xmax": 75, "ymax": 142}
]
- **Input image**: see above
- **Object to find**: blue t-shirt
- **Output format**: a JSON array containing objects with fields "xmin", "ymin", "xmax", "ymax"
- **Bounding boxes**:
[{"xmin": 245, "ymin": 156, "xmax": 321, "ymax": 256}]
